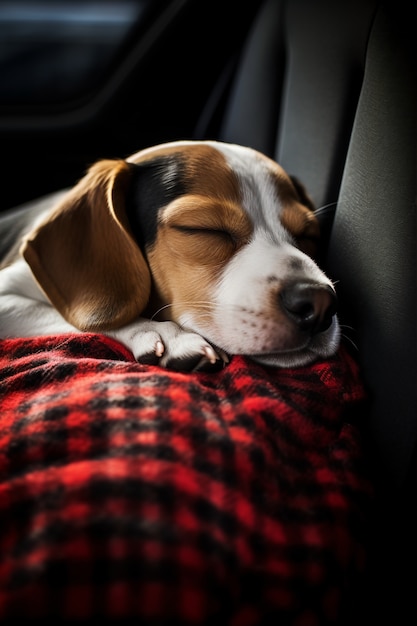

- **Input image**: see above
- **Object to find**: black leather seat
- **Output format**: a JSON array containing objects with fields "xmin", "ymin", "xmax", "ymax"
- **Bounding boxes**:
[{"xmin": 197, "ymin": 0, "xmax": 416, "ymax": 622}]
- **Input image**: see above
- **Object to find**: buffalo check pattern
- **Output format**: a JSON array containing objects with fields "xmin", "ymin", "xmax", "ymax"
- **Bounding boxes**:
[{"xmin": 0, "ymin": 334, "xmax": 372, "ymax": 624}]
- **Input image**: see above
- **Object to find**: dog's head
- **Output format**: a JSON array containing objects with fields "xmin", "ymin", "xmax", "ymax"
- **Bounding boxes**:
[{"xmin": 22, "ymin": 140, "xmax": 340, "ymax": 367}]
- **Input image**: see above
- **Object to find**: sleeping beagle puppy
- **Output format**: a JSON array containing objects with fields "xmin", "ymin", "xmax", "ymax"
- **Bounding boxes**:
[{"xmin": 0, "ymin": 140, "xmax": 340, "ymax": 371}]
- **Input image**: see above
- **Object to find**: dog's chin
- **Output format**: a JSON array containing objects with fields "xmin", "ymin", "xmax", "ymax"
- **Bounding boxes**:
[
  {"xmin": 182, "ymin": 317, "xmax": 340, "ymax": 369},
  {"xmin": 248, "ymin": 327, "xmax": 341, "ymax": 369},
  {"xmin": 250, "ymin": 349, "xmax": 324, "ymax": 369},
  {"xmin": 213, "ymin": 340, "xmax": 339, "ymax": 369}
]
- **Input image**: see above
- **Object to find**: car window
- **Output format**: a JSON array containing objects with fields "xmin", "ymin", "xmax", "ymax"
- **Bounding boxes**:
[{"xmin": 0, "ymin": 0, "xmax": 152, "ymax": 107}]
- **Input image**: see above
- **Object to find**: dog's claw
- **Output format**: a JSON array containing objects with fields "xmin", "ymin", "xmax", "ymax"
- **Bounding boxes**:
[
  {"xmin": 217, "ymin": 348, "xmax": 230, "ymax": 364},
  {"xmin": 155, "ymin": 340, "xmax": 165, "ymax": 357},
  {"xmin": 198, "ymin": 345, "xmax": 229, "ymax": 371},
  {"xmin": 112, "ymin": 320, "xmax": 229, "ymax": 371},
  {"xmin": 193, "ymin": 355, "xmax": 224, "ymax": 373},
  {"xmin": 202, "ymin": 345, "xmax": 218, "ymax": 364}
]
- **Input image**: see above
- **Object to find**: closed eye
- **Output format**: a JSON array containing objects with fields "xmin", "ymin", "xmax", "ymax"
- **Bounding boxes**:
[{"xmin": 172, "ymin": 224, "xmax": 238, "ymax": 243}]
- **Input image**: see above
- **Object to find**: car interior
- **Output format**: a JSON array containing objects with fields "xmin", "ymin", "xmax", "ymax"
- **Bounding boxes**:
[{"xmin": 0, "ymin": 0, "xmax": 415, "ymax": 623}]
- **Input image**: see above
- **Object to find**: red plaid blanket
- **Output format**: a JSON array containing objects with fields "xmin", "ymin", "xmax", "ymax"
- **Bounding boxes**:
[{"xmin": 0, "ymin": 334, "xmax": 372, "ymax": 624}]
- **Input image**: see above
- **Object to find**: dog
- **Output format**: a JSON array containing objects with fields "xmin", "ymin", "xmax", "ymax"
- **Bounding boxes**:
[{"xmin": 0, "ymin": 140, "xmax": 340, "ymax": 371}]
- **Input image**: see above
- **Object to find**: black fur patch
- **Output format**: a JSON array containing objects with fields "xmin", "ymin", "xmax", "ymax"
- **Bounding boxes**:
[{"xmin": 125, "ymin": 156, "xmax": 187, "ymax": 252}]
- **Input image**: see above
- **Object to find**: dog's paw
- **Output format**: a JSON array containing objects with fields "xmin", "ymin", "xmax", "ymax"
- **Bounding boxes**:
[{"xmin": 111, "ymin": 320, "xmax": 228, "ymax": 372}]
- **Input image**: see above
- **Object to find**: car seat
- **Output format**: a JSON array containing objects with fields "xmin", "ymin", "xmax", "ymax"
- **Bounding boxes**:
[
  {"xmin": 0, "ymin": 0, "xmax": 414, "ymax": 623},
  {"xmin": 195, "ymin": 0, "xmax": 416, "ymax": 623}
]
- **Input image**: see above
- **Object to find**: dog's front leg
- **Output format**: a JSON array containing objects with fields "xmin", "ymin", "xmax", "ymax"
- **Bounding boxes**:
[
  {"xmin": 0, "ymin": 260, "xmax": 227, "ymax": 372},
  {"xmin": 108, "ymin": 319, "xmax": 227, "ymax": 372}
]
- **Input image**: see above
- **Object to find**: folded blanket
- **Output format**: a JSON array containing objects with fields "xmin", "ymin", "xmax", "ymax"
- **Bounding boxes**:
[{"xmin": 0, "ymin": 334, "xmax": 372, "ymax": 624}]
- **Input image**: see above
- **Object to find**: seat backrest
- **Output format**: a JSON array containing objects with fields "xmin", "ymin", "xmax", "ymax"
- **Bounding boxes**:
[
  {"xmin": 219, "ymin": 0, "xmax": 379, "ymax": 210},
  {"xmin": 212, "ymin": 0, "xmax": 416, "ymax": 489},
  {"xmin": 204, "ymin": 0, "xmax": 416, "ymax": 621}
]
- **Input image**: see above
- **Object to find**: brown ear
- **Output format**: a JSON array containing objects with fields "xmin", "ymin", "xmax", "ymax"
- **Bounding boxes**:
[{"xmin": 22, "ymin": 159, "xmax": 151, "ymax": 331}]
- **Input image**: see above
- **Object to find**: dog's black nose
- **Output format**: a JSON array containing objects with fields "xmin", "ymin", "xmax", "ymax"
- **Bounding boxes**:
[{"xmin": 280, "ymin": 282, "xmax": 337, "ymax": 334}]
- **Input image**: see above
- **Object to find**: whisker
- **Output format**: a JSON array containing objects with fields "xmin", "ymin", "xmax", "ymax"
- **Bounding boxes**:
[
  {"xmin": 150, "ymin": 301, "xmax": 217, "ymax": 320},
  {"xmin": 339, "ymin": 323, "xmax": 359, "ymax": 352},
  {"xmin": 150, "ymin": 304, "xmax": 173, "ymax": 320},
  {"xmin": 341, "ymin": 332, "xmax": 359, "ymax": 352},
  {"xmin": 314, "ymin": 201, "xmax": 338, "ymax": 217},
  {"xmin": 339, "ymin": 323, "xmax": 355, "ymax": 332}
]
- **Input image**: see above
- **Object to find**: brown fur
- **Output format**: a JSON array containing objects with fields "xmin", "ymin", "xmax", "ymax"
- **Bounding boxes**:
[
  {"xmin": 147, "ymin": 195, "xmax": 253, "ymax": 322},
  {"xmin": 22, "ymin": 160, "xmax": 151, "ymax": 331},
  {"xmin": 140, "ymin": 145, "xmax": 253, "ymax": 323},
  {"xmin": 20, "ymin": 143, "xmax": 319, "ymax": 334},
  {"xmin": 281, "ymin": 203, "xmax": 320, "ymax": 257}
]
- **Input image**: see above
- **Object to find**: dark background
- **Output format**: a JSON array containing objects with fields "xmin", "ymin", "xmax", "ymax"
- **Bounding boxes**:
[{"xmin": 0, "ymin": 0, "xmax": 260, "ymax": 211}]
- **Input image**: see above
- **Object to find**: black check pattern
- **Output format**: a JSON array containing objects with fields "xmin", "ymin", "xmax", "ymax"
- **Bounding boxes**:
[{"xmin": 0, "ymin": 334, "xmax": 372, "ymax": 624}]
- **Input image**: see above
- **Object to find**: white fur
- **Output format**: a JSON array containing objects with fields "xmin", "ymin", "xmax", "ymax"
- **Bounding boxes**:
[
  {"xmin": 176, "ymin": 141, "xmax": 340, "ymax": 367},
  {"xmin": 0, "ymin": 141, "xmax": 340, "ymax": 370},
  {"xmin": 179, "ymin": 230, "xmax": 340, "ymax": 368},
  {"xmin": 0, "ymin": 260, "xmax": 219, "ymax": 367}
]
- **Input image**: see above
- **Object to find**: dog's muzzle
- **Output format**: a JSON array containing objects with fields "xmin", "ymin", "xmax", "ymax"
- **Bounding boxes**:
[{"xmin": 280, "ymin": 282, "xmax": 337, "ymax": 335}]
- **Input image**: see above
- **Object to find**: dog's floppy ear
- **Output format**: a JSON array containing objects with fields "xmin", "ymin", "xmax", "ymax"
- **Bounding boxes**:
[{"xmin": 22, "ymin": 159, "xmax": 151, "ymax": 331}]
